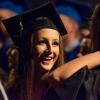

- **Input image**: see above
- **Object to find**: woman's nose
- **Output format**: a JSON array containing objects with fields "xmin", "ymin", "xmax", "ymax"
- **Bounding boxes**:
[{"xmin": 46, "ymin": 44, "xmax": 52, "ymax": 53}]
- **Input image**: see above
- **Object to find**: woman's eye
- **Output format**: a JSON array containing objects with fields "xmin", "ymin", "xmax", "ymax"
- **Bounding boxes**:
[
  {"xmin": 38, "ymin": 40, "xmax": 46, "ymax": 44},
  {"xmin": 52, "ymin": 42, "xmax": 59, "ymax": 46}
]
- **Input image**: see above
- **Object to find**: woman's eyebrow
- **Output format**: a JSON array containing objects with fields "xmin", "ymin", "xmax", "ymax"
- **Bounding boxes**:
[{"xmin": 53, "ymin": 39, "xmax": 59, "ymax": 41}]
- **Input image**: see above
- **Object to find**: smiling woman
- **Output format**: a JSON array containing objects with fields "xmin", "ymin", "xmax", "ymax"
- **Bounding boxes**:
[{"xmin": 2, "ymin": 2, "xmax": 65, "ymax": 100}]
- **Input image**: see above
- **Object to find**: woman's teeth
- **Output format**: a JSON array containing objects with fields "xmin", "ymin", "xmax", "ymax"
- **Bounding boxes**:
[{"xmin": 45, "ymin": 57, "xmax": 52, "ymax": 60}]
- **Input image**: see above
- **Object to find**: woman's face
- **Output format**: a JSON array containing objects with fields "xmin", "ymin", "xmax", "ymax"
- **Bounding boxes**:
[{"xmin": 33, "ymin": 28, "xmax": 60, "ymax": 71}]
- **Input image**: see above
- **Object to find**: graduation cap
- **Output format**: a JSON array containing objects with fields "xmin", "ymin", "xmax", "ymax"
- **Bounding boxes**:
[
  {"xmin": 2, "ymin": 1, "xmax": 67, "ymax": 47},
  {"xmin": 2, "ymin": 2, "xmax": 67, "ymax": 76}
]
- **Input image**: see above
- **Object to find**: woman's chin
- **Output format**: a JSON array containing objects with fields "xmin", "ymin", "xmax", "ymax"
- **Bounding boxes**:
[{"xmin": 40, "ymin": 62, "xmax": 53, "ymax": 71}]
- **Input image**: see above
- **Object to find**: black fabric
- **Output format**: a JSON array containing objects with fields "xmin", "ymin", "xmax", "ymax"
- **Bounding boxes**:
[
  {"xmin": 42, "ymin": 67, "xmax": 100, "ymax": 100},
  {"xmin": 30, "ymin": 17, "xmax": 57, "ymax": 33},
  {"xmin": 41, "ymin": 87, "xmax": 60, "ymax": 100},
  {"xmin": 7, "ymin": 67, "xmax": 100, "ymax": 100}
]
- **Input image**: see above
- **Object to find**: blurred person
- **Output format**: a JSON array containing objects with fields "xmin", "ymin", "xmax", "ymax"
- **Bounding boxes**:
[
  {"xmin": 0, "ymin": 0, "xmax": 26, "ymax": 72},
  {"xmin": 0, "ymin": 1, "xmax": 19, "ymax": 74},
  {"xmin": 0, "ymin": 30, "xmax": 18, "ymax": 90},
  {"xmin": 57, "ymin": 5, "xmax": 82, "ymax": 61},
  {"xmin": 56, "ymin": 0, "xmax": 94, "ymax": 59},
  {"xmin": 80, "ymin": 24, "xmax": 91, "ymax": 38},
  {"xmin": 79, "ymin": 24, "xmax": 92, "ymax": 55},
  {"xmin": 60, "ymin": 14, "xmax": 81, "ymax": 61},
  {"xmin": 0, "ymin": 1, "xmax": 24, "ymax": 91},
  {"xmin": 0, "ymin": 31, "xmax": 9, "ymax": 73}
]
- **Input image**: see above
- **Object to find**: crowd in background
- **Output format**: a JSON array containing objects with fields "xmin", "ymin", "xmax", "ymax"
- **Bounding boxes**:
[
  {"xmin": 0, "ymin": 0, "xmax": 99, "ymax": 96},
  {"xmin": 0, "ymin": 0, "xmax": 29, "ymax": 90}
]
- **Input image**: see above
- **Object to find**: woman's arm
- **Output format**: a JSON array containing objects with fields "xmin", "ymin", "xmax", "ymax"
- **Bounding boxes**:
[{"xmin": 53, "ymin": 51, "xmax": 100, "ymax": 81}]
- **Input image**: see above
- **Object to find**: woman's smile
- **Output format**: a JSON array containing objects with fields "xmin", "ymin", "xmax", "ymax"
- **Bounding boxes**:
[{"xmin": 42, "ymin": 56, "xmax": 53, "ymax": 65}]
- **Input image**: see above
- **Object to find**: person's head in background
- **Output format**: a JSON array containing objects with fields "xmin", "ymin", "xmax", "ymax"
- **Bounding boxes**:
[
  {"xmin": 57, "ymin": 6, "xmax": 81, "ymax": 61},
  {"xmin": 90, "ymin": 2, "xmax": 100, "ymax": 52},
  {"xmin": 0, "ymin": 5, "xmax": 17, "ymax": 75},
  {"xmin": 60, "ymin": 14, "xmax": 79, "ymax": 47},
  {"xmin": 0, "ymin": 0, "xmax": 23, "ymax": 74},
  {"xmin": 79, "ymin": 23, "xmax": 91, "ymax": 55},
  {"xmin": 79, "ymin": 24, "xmax": 91, "ymax": 38}
]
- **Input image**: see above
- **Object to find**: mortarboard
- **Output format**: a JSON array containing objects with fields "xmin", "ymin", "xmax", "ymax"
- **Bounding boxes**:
[{"xmin": 2, "ymin": 1, "xmax": 67, "ymax": 47}]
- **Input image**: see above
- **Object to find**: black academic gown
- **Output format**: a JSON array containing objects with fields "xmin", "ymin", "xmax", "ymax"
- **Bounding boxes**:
[
  {"xmin": 42, "ymin": 67, "xmax": 100, "ymax": 100},
  {"xmin": 7, "ymin": 67, "xmax": 100, "ymax": 100}
]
